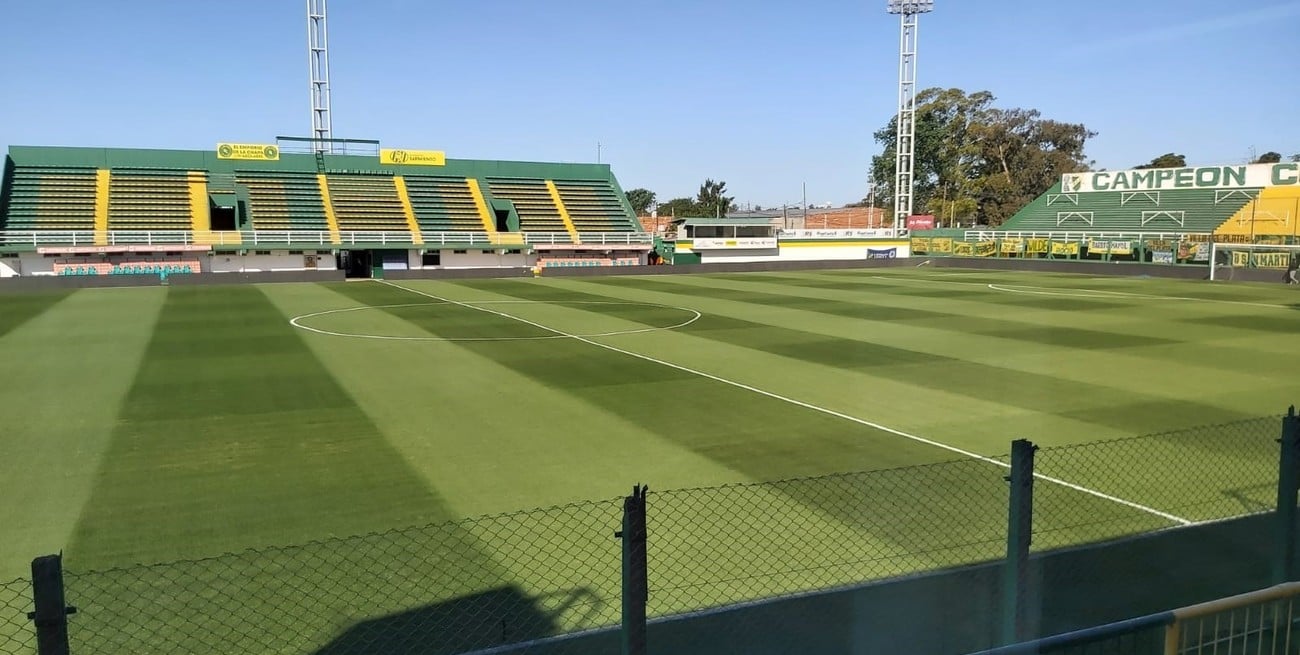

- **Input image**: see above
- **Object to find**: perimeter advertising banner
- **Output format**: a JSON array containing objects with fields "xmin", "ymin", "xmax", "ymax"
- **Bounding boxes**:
[
  {"xmin": 216, "ymin": 143, "xmax": 279, "ymax": 161},
  {"xmin": 1000, "ymin": 238, "xmax": 1024, "ymax": 254},
  {"xmin": 690, "ymin": 238, "xmax": 778, "ymax": 250},
  {"xmin": 1061, "ymin": 162, "xmax": 1300, "ymax": 193},
  {"xmin": 911, "ymin": 237, "xmax": 930, "ymax": 254},
  {"xmin": 906, "ymin": 215, "xmax": 936, "ymax": 230},
  {"xmin": 973, "ymin": 240, "xmax": 997, "ymax": 257},
  {"xmin": 931, "ymin": 237, "xmax": 953, "ymax": 253},
  {"xmin": 379, "ymin": 148, "xmax": 446, "ymax": 166},
  {"xmin": 953, "ymin": 241, "xmax": 973, "ymax": 256},
  {"xmin": 1026, "ymin": 238, "xmax": 1049, "ymax": 254}
]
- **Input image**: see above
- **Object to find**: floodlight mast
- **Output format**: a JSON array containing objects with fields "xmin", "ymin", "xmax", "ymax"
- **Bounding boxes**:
[
  {"xmin": 307, "ymin": 0, "xmax": 333, "ymax": 153},
  {"xmin": 886, "ymin": 0, "xmax": 933, "ymax": 237}
]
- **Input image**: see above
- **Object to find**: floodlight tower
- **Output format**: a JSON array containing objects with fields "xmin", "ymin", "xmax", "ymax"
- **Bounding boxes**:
[
  {"xmin": 886, "ymin": 0, "xmax": 933, "ymax": 237},
  {"xmin": 307, "ymin": 0, "xmax": 333, "ymax": 152}
]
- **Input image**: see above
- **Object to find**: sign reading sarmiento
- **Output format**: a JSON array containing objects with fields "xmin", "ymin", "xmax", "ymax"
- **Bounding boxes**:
[{"xmin": 1062, "ymin": 163, "xmax": 1300, "ymax": 193}]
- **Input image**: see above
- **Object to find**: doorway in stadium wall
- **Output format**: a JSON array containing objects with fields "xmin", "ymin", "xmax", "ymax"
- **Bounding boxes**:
[{"xmin": 339, "ymin": 250, "xmax": 372, "ymax": 278}]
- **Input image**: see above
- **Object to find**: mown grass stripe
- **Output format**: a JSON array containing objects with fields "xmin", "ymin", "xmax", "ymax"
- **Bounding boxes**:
[
  {"xmin": 455, "ymin": 277, "xmax": 1254, "ymax": 434},
  {"xmin": 0, "ymin": 290, "xmax": 72, "ymax": 339},
  {"xmin": 67, "ymin": 285, "xmax": 453, "ymax": 567}
]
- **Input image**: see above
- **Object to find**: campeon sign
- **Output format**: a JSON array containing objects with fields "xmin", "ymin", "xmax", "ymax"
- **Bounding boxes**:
[{"xmin": 1062, "ymin": 163, "xmax": 1300, "ymax": 193}]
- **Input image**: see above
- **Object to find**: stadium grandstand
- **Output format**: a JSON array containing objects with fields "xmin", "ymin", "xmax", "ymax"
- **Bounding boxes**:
[
  {"xmin": 0, "ymin": 142, "xmax": 652, "ymax": 278},
  {"xmin": 911, "ymin": 161, "xmax": 1300, "ymax": 266}
]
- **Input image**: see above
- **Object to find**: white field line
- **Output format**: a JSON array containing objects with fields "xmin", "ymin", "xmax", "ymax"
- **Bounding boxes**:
[
  {"xmin": 378, "ymin": 279, "xmax": 1193, "ymax": 526},
  {"xmin": 863, "ymin": 273, "xmax": 1296, "ymax": 310},
  {"xmin": 985, "ymin": 283, "xmax": 1295, "ymax": 310},
  {"xmin": 290, "ymin": 300, "xmax": 700, "ymax": 342}
]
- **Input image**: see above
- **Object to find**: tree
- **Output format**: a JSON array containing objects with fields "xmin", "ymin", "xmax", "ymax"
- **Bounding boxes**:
[
  {"xmin": 1135, "ymin": 153, "xmax": 1186, "ymax": 169},
  {"xmin": 1291, "ymin": 154, "xmax": 1300, "ymax": 163},
  {"xmin": 624, "ymin": 188, "xmax": 656, "ymax": 214},
  {"xmin": 871, "ymin": 87, "xmax": 1093, "ymax": 226},
  {"xmin": 657, "ymin": 197, "xmax": 698, "ymax": 218},
  {"xmin": 695, "ymin": 179, "xmax": 735, "ymax": 218},
  {"xmin": 1252, "ymin": 151, "xmax": 1283, "ymax": 164}
]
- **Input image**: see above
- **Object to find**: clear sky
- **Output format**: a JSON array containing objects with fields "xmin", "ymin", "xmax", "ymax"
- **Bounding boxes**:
[{"xmin": 2, "ymin": 0, "xmax": 1296, "ymax": 208}]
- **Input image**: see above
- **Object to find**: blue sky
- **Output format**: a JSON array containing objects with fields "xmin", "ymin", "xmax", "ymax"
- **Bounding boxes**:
[{"xmin": 1, "ymin": 0, "xmax": 1296, "ymax": 207}]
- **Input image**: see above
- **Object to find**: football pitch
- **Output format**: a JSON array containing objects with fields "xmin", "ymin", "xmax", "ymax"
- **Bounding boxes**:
[{"xmin": 1, "ymin": 266, "xmax": 1298, "ymax": 582}]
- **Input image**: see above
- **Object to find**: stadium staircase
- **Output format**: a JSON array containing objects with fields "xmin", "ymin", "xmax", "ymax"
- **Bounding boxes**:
[
  {"xmin": 551, "ymin": 179, "xmax": 642, "ymax": 235},
  {"xmin": 106, "ymin": 169, "xmax": 203, "ymax": 232},
  {"xmin": 487, "ymin": 178, "xmax": 573, "ymax": 241},
  {"xmin": 323, "ymin": 173, "xmax": 413, "ymax": 237},
  {"xmin": 1214, "ymin": 185, "xmax": 1300, "ymax": 239},
  {"xmin": 235, "ymin": 171, "xmax": 334, "ymax": 240},
  {"xmin": 1001, "ymin": 182, "xmax": 1258, "ymax": 233},
  {"xmin": 0, "ymin": 165, "xmax": 100, "ymax": 232},
  {"xmin": 402, "ymin": 175, "xmax": 491, "ymax": 233}
]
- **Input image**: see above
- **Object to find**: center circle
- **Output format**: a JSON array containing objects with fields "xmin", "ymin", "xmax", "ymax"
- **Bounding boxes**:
[{"xmin": 289, "ymin": 300, "xmax": 702, "ymax": 342}]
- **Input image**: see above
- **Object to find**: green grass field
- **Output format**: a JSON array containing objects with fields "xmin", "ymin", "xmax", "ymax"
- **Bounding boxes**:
[{"xmin": 0, "ymin": 267, "xmax": 1297, "ymax": 651}]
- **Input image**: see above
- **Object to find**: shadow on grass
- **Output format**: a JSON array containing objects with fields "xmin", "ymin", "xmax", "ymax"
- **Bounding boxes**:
[{"xmin": 314, "ymin": 585, "xmax": 601, "ymax": 655}]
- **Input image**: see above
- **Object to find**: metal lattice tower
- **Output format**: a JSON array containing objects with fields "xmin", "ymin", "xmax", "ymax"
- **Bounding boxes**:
[
  {"xmin": 307, "ymin": 0, "xmax": 333, "ymax": 152},
  {"xmin": 887, "ymin": 0, "xmax": 933, "ymax": 235}
]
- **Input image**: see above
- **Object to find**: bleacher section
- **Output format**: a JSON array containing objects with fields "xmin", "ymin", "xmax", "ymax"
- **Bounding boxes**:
[
  {"xmin": 1, "ymin": 146, "xmax": 648, "ymax": 256},
  {"xmin": 487, "ymin": 178, "xmax": 571, "ymax": 237},
  {"xmin": 107, "ymin": 169, "xmax": 200, "ymax": 231},
  {"xmin": 403, "ymin": 176, "xmax": 490, "ymax": 232},
  {"xmin": 552, "ymin": 180, "xmax": 640, "ymax": 232},
  {"xmin": 235, "ymin": 171, "xmax": 331, "ymax": 232},
  {"xmin": 324, "ymin": 173, "xmax": 412, "ymax": 233},
  {"xmin": 1002, "ymin": 183, "xmax": 1257, "ymax": 233},
  {"xmin": 1, "ymin": 166, "xmax": 99, "ymax": 231}
]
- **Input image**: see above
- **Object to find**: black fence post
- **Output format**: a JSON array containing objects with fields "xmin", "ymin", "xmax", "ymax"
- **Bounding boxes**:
[
  {"xmin": 1001, "ymin": 439, "xmax": 1037, "ymax": 647},
  {"xmin": 1275, "ymin": 407, "xmax": 1300, "ymax": 583},
  {"xmin": 29, "ymin": 554, "xmax": 74, "ymax": 655},
  {"xmin": 617, "ymin": 485, "xmax": 648, "ymax": 655}
]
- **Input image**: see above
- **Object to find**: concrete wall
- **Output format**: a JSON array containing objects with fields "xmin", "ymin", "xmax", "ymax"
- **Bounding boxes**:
[
  {"xmin": 432, "ymin": 250, "xmax": 530, "ymax": 269},
  {"xmin": 210, "ymin": 252, "xmax": 337, "ymax": 274},
  {"xmin": 684, "ymin": 243, "xmax": 911, "ymax": 264}
]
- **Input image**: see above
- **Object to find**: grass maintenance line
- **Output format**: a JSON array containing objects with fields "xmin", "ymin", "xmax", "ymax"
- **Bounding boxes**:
[
  {"xmin": 290, "ymin": 299, "xmax": 701, "ymax": 341},
  {"xmin": 378, "ymin": 279, "xmax": 1193, "ymax": 527},
  {"xmin": 986, "ymin": 283, "xmax": 1296, "ymax": 310}
]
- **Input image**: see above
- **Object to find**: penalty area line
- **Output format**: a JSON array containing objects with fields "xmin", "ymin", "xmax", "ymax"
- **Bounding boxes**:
[{"xmin": 377, "ymin": 279, "xmax": 1192, "ymax": 527}]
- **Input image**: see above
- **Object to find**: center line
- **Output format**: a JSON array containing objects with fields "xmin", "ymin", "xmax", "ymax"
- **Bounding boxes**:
[{"xmin": 378, "ymin": 279, "xmax": 1193, "ymax": 526}]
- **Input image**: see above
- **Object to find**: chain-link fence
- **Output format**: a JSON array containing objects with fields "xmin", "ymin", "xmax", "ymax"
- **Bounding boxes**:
[
  {"xmin": 0, "ymin": 578, "xmax": 32, "ymax": 655},
  {"xmin": 0, "ymin": 414, "xmax": 1291, "ymax": 655},
  {"xmin": 65, "ymin": 499, "xmax": 623, "ymax": 655}
]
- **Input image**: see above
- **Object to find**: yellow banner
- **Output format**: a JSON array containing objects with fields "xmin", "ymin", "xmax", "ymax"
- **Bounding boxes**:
[
  {"xmin": 953, "ymin": 241, "xmax": 973, "ymax": 256},
  {"xmin": 1051, "ymin": 241, "xmax": 1080, "ymax": 256},
  {"xmin": 216, "ymin": 143, "xmax": 279, "ymax": 161},
  {"xmin": 931, "ymin": 237, "xmax": 953, "ymax": 253},
  {"xmin": 911, "ymin": 237, "xmax": 930, "ymax": 254},
  {"xmin": 1026, "ymin": 238, "xmax": 1049, "ymax": 254},
  {"xmin": 974, "ymin": 240, "xmax": 997, "ymax": 257},
  {"xmin": 380, "ymin": 148, "xmax": 446, "ymax": 166},
  {"xmin": 1234, "ymin": 251, "xmax": 1291, "ymax": 268},
  {"xmin": 1000, "ymin": 238, "xmax": 1023, "ymax": 254}
]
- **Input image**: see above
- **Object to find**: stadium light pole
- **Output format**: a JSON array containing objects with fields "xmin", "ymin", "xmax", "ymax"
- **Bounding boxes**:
[
  {"xmin": 307, "ymin": 0, "xmax": 334, "ymax": 152},
  {"xmin": 886, "ymin": 0, "xmax": 934, "ymax": 238}
]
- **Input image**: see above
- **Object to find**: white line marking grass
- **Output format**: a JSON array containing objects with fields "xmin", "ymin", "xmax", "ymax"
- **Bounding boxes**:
[
  {"xmin": 378, "ymin": 279, "xmax": 1193, "ymax": 526},
  {"xmin": 290, "ymin": 300, "xmax": 701, "ymax": 342}
]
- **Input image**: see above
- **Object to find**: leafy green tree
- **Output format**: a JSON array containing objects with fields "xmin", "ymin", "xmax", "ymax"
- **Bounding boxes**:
[
  {"xmin": 1135, "ymin": 153, "xmax": 1186, "ymax": 169},
  {"xmin": 871, "ymin": 87, "xmax": 1093, "ymax": 226},
  {"xmin": 1253, "ymin": 151, "xmax": 1282, "ymax": 164},
  {"xmin": 624, "ymin": 188, "xmax": 656, "ymax": 214},
  {"xmin": 657, "ymin": 197, "xmax": 698, "ymax": 217},
  {"xmin": 695, "ymin": 179, "xmax": 735, "ymax": 218}
]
